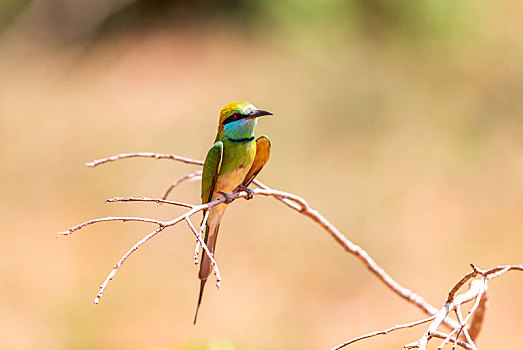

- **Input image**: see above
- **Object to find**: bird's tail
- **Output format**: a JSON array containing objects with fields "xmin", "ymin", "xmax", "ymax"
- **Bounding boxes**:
[
  {"xmin": 193, "ymin": 279, "xmax": 206, "ymax": 324},
  {"xmin": 193, "ymin": 217, "xmax": 221, "ymax": 324},
  {"xmin": 199, "ymin": 221, "xmax": 221, "ymax": 279}
]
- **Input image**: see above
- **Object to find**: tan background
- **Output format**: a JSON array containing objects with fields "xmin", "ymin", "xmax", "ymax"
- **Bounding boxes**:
[{"xmin": 1, "ymin": 1, "xmax": 522, "ymax": 349}]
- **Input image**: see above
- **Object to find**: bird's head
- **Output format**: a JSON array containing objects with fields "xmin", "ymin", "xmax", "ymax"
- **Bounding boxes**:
[{"xmin": 218, "ymin": 101, "xmax": 272, "ymax": 126}]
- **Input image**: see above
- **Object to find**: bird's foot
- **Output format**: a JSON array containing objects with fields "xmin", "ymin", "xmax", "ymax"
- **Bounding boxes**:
[
  {"xmin": 218, "ymin": 191, "xmax": 234, "ymax": 204},
  {"xmin": 237, "ymin": 185, "xmax": 254, "ymax": 200}
]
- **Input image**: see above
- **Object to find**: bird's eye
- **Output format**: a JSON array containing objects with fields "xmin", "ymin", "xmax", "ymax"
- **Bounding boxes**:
[{"xmin": 222, "ymin": 112, "xmax": 242, "ymax": 125}]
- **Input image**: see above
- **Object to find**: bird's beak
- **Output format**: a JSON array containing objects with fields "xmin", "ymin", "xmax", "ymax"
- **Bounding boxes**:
[{"xmin": 248, "ymin": 110, "xmax": 273, "ymax": 118}]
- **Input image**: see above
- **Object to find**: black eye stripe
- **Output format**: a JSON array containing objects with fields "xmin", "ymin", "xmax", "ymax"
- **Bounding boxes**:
[{"xmin": 222, "ymin": 112, "xmax": 244, "ymax": 125}]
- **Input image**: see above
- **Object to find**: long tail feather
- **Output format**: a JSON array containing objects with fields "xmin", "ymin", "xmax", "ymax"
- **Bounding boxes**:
[
  {"xmin": 194, "ymin": 216, "xmax": 221, "ymax": 324},
  {"xmin": 193, "ymin": 279, "xmax": 207, "ymax": 324},
  {"xmin": 198, "ymin": 222, "xmax": 220, "ymax": 280}
]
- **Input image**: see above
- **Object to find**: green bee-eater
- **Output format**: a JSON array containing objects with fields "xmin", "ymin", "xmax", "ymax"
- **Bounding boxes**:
[{"xmin": 194, "ymin": 101, "xmax": 273, "ymax": 324}]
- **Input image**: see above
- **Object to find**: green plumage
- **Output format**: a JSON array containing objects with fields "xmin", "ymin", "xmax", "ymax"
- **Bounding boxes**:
[
  {"xmin": 201, "ymin": 141, "xmax": 223, "ymax": 204},
  {"xmin": 193, "ymin": 101, "xmax": 273, "ymax": 324}
]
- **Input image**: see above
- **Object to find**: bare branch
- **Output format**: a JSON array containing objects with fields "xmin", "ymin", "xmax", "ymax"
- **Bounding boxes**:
[
  {"xmin": 194, "ymin": 210, "xmax": 209, "ymax": 264},
  {"xmin": 330, "ymin": 316, "xmax": 435, "ymax": 350},
  {"xmin": 415, "ymin": 279, "xmax": 482, "ymax": 350},
  {"xmin": 253, "ymin": 179, "xmax": 303, "ymax": 212},
  {"xmin": 185, "ymin": 217, "xmax": 221, "ymax": 288},
  {"xmin": 162, "ymin": 170, "xmax": 202, "ymax": 200},
  {"xmin": 268, "ymin": 188, "xmax": 445, "ymax": 324},
  {"xmin": 484, "ymin": 264, "xmax": 523, "ymax": 279},
  {"xmin": 452, "ymin": 306, "xmax": 470, "ymax": 349},
  {"xmin": 454, "ymin": 280, "xmax": 485, "ymax": 349},
  {"xmin": 412, "ymin": 264, "xmax": 523, "ymax": 350},
  {"xmin": 60, "ymin": 187, "xmax": 332, "ymax": 304},
  {"xmin": 106, "ymin": 196, "xmax": 195, "ymax": 209},
  {"xmin": 63, "ymin": 195, "xmax": 233, "ymax": 303},
  {"xmin": 93, "ymin": 224, "xmax": 167, "ymax": 304},
  {"xmin": 87, "ymin": 204, "xmax": 222, "ymax": 303},
  {"xmin": 447, "ymin": 269, "xmax": 477, "ymax": 303},
  {"xmin": 430, "ymin": 331, "xmax": 475, "ymax": 350},
  {"xmin": 74, "ymin": 153, "xmax": 454, "ymax": 326},
  {"xmin": 85, "ymin": 152, "xmax": 204, "ymax": 167},
  {"xmin": 65, "ymin": 152, "xmax": 523, "ymax": 348},
  {"xmin": 405, "ymin": 331, "xmax": 475, "ymax": 350},
  {"xmin": 58, "ymin": 216, "xmax": 164, "ymax": 235},
  {"xmin": 437, "ymin": 326, "xmax": 458, "ymax": 349}
]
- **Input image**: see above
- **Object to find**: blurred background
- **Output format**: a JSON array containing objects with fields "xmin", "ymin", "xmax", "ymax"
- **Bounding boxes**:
[{"xmin": 1, "ymin": 0, "xmax": 522, "ymax": 349}]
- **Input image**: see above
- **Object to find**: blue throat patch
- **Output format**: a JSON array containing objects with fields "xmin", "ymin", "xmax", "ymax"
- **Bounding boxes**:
[{"xmin": 223, "ymin": 118, "xmax": 257, "ymax": 143}]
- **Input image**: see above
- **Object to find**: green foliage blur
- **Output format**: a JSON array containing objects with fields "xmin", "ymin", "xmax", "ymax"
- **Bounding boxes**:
[
  {"xmin": 0, "ymin": 0, "xmax": 470, "ymax": 45},
  {"xmin": 1, "ymin": 1, "xmax": 522, "ymax": 349}
]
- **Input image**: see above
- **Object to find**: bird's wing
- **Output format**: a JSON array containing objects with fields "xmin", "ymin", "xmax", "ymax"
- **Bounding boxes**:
[
  {"xmin": 242, "ymin": 136, "xmax": 271, "ymax": 187},
  {"xmin": 194, "ymin": 141, "xmax": 223, "ymax": 324},
  {"xmin": 201, "ymin": 141, "xmax": 223, "ymax": 204}
]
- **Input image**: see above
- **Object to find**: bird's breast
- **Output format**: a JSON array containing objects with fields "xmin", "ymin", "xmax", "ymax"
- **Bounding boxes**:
[{"xmin": 211, "ymin": 140, "xmax": 256, "ymax": 197}]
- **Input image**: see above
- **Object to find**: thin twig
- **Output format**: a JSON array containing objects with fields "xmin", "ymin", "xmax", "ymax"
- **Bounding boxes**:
[
  {"xmin": 405, "ymin": 331, "xmax": 474, "ymax": 350},
  {"xmin": 194, "ymin": 210, "xmax": 209, "ymax": 264},
  {"xmin": 330, "ymin": 316, "xmax": 435, "ymax": 350},
  {"xmin": 106, "ymin": 196, "xmax": 195, "ymax": 209},
  {"xmin": 58, "ymin": 217, "xmax": 164, "ymax": 235},
  {"xmin": 456, "ymin": 280, "xmax": 485, "ymax": 349},
  {"xmin": 452, "ymin": 306, "xmax": 466, "ymax": 350},
  {"xmin": 447, "ymin": 269, "xmax": 477, "ymax": 303},
  {"xmin": 430, "ymin": 331, "xmax": 475, "ymax": 350},
  {"xmin": 85, "ymin": 152, "xmax": 204, "ymax": 167},
  {"xmin": 93, "ymin": 224, "xmax": 167, "ymax": 304},
  {"xmin": 162, "ymin": 170, "xmax": 202, "ymax": 200},
  {"xmin": 484, "ymin": 265, "xmax": 523, "ymax": 279},
  {"xmin": 438, "ymin": 326, "xmax": 458, "ymax": 349},
  {"xmin": 453, "ymin": 302, "xmax": 477, "ymax": 350},
  {"xmin": 185, "ymin": 216, "xmax": 221, "ymax": 287}
]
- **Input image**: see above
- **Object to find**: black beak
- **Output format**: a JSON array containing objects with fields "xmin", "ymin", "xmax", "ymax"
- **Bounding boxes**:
[
  {"xmin": 223, "ymin": 109, "xmax": 274, "ymax": 125},
  {"xmin": 248, "ymin": 110, "xmax": 273, "ymax": 118}
]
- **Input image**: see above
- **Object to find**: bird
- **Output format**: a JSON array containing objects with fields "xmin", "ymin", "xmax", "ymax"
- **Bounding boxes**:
[{"xmin": 193, "ymin": 101, "xmax": 273, "ymax": 324}]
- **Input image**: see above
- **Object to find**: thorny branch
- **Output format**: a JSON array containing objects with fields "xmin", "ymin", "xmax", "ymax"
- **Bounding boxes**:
[{"xmin": 61, "ymin": 152, "xmax": 522, "ymax": 349}]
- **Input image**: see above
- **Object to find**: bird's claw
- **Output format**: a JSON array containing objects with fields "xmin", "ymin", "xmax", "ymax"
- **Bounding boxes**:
[
  {"xmin": 237, "ymin": 185, "xmax": 254, "ymax": 200},
  {"xmin": 218, "ymin": 191, "xmax": 234, "ymax": 204}
]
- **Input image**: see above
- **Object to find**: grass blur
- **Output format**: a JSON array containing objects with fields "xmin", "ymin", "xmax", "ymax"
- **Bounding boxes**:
[{"xmin": 1, "ymin": 0, "xmax": 522, "ymax": 349}]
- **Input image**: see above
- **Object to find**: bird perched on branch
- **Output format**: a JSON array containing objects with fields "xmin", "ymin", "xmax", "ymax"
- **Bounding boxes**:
[{"xmin": 194, "ymin": 101, "xmax": 273, "ymax": 324}]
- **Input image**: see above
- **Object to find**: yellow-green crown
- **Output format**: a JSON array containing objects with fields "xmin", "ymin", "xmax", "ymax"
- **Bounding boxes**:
[{"xmin": 219, "ymin": 101, "xmax": 257, "ymax": 124}]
